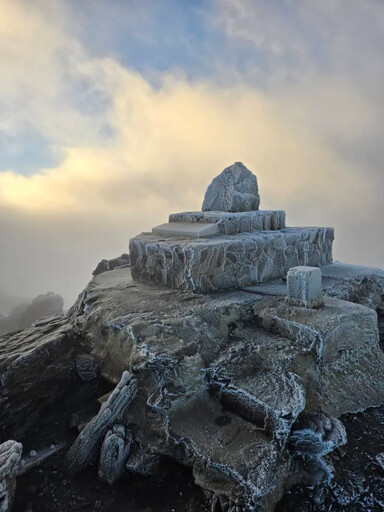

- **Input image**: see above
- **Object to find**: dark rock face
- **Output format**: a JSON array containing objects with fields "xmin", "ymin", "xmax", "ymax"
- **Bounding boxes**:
[
  {"xmin": 202, "ymin": 162, "xmax": 260, "ymax": 212},
  {"xmin": 92, "ymin": 254, "xmax": 130, "ymax": 276},
  {"xmin": 0, "ymin": 292, "xmax": 64, "ymax": 336},
  {"xmin": 0, "ymin": 315, "xmax": 75, "ymax": 439},
  {"xmin": 125, "ymin": 444, "xmax": 161, "ymax": 476},
  {"xmin": 75, "ymin": 354, "xmax": 98, "ymax": 381}
]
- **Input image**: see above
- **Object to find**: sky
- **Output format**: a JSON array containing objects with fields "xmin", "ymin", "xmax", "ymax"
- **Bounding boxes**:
[{"xmin": 0, "ymin": 0, "xmax": 383, "ymax": 307}]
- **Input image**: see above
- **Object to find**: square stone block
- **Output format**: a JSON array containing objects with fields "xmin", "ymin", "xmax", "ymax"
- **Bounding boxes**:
[{"xmin": 287, "ymin": 266, "xmax": 323, "ymax": 308}]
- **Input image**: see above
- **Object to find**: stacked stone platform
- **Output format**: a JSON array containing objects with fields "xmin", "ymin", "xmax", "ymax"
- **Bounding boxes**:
[{"xmin": 130, "ymin": 162, "xmax": 334, "ymax": 292}]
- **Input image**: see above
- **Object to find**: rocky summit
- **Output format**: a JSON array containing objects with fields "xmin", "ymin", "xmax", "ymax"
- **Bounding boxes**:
[{"xmin": 1, "ymin": 164, "xmax": 384, "ymax": 512}]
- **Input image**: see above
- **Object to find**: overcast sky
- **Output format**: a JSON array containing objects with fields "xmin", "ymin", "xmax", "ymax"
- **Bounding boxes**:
[{"xmin": 0, "ymin": 0, "xmax": 383, "ymax": 307}]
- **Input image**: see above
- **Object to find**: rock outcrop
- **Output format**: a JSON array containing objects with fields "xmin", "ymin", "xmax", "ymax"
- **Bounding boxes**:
[
  {"xmin": 1, "ymin": 262, "xmax": 384, "ymax": 511},
  {"xmin": 62, "ymin": 261, "xmax": 384, "ymax": 510},
  {"xmin": 92, "ymin": 254, "xmax": 130, "ymax": 276},
  {"xmin": 0, "ymin": 315, "xmax": 75, "ymax": 438}
]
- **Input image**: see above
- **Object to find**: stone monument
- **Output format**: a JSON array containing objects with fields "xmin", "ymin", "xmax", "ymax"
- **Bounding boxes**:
[{"xmin": 130, "ymin": 162, "xmax": 334, "ymax": 292}]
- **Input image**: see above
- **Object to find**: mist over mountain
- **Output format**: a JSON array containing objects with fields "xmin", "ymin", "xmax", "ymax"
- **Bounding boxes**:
[
  {"xmin": 0, "ymin": 292, "xmax": 64, "ymax": 335},
  {"xmin": 0, "ymin": 292, "xmax": 30, "ymax": 317}
]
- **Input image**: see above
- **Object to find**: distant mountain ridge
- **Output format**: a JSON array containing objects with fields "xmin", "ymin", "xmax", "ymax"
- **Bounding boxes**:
[
  {"xmin": 0, "ymin": 291, "xmax": 30, "ymax": 317},
  {"xmin": 0, "ymin": 292, "xmax": 64, "ymax": 335}
]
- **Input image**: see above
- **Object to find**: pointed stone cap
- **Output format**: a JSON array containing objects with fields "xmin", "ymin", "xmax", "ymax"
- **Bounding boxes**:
[{"xmin": 202, "ymin": 162, "xmax": 260, "ymax": 212}]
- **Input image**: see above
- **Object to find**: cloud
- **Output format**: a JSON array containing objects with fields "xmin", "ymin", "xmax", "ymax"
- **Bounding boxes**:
[{"xmin": 0, "ymin": 0, "xmax": 383, "ymax": 306}]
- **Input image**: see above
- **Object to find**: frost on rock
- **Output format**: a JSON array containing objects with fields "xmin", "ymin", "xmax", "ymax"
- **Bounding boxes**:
[
  {"xmin": 202, "ymin": 162, "xmax": 260, "ymax": 212},
  {"xmin": 206, "ymin": 365, "xmax": 306, "ymax": 442},
  {"xmin": 98, "ymin": 425, "xmax": 132, "ymax": 485},
  {"xmin": 288, "ymin": 410, "xmax": 346, "ymax": 456},
  {"xmin": 125, "ymin": 443, "xmax": 161, "ymax": 476},
  {"xmin": 92, "ymin": 253, "xmax": 130, "ymax": 276},
  {"xmin": 65, "ymin": 371, "xmax": 138, "ymax": 475},
  {"xmin": 0, "ymin": 440, "xmax": 22, "ymax": 512}
]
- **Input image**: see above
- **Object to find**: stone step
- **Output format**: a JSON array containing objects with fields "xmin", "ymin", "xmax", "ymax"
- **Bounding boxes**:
[
  {"xmin": 169, "ymin": 210, "xmax": 286, "ymax": 234},
  {"xmin": 152, "ymin": 222, "xmax": 219, "ymax": 238}
]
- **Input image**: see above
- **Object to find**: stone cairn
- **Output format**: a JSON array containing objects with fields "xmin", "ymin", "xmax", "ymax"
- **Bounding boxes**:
[{"xmin": 130, "ymin": 162, "xmax": 334, "ymax": 293}]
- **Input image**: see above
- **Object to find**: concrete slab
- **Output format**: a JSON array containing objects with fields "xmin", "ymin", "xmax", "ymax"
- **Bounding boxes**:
[{"xmin": 152, "ymin": 222, "xmax": 219, "ymax": 238}]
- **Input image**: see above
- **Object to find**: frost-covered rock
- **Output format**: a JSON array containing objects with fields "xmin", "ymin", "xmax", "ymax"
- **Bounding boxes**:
[
  {"xmin": 92, "ymin": 254, "xmax": 130, "ymax": 276},
  {"xmin": 257, "ymin": 295, "xmax": 384, "ymax": 416},
  {"xmin": 376, "ymin": 452, "xmax": 384, "ymax": 470},
  {"xmin": 125, "ymin": 443, "xmax": 161, "ymax": 476},
  {"xmin": 322, "ymin": 262, "xmax": 384, "ymax": 312},
  {"xmin": 64, "ymin": 266, "xmax": 384, "ymax": 509},
  {"xmin": 288, "ymin": 411, "xmax": 346, "ymax": 456},
  {"xmin": 0, "ymin": 440, "xmax": 22, "ymax": 512},
  {"xmin": 98, "ymin": 425, "xmax": 132, "ymax": 485},
  {"xmin": 202, "ymin": 162, "xmax": 260, "ymax": 212},
  {"xmin": 130, "ymin": 227, "xmax": 333, "ymax": 293},
  {"xmin": 75, "ymin": 354, "xmax": 98, "ymax": 381},
  {"xmin": 65, "ymin": 371, "xmax": 138, "ymax": 475}
]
